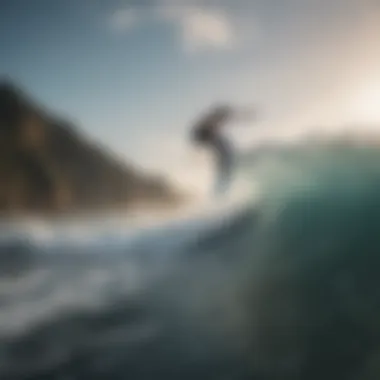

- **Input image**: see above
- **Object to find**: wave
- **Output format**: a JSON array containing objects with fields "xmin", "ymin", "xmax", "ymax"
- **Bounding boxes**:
[{"xmin": 2, "ymin": 142, "xmax": 380, "ymax": 379}]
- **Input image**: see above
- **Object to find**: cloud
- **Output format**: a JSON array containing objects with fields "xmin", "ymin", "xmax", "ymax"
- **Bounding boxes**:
[
  {"xmin": 159, "ymin": 6, "xmax": 236, "ymax": 52},
  {"xmin": 108, "ymin": 3, "xmax": 242, "ymax": 52},
  {"xmin": 109, "ymin": 8, "xmax": 140, "ymax": 32}
]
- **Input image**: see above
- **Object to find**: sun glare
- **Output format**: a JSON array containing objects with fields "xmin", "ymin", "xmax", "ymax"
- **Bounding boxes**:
[{"xmin": 351, "ymin": 81, "xmax": 380, "ymax": 125}]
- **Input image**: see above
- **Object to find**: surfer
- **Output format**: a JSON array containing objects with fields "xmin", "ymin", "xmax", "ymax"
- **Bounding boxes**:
[{"xmin": 190, "ymin": 104, "xmax": 256, "ymax": 196}]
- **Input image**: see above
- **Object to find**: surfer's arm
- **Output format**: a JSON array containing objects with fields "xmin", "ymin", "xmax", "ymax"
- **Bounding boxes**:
[
  {"xmin": 190, "ymin": 111, "xmax": 226, "ymax": 144},
  {"xmin": 230, "ymin": 106, "xmax": 258, "ymax": 124}
]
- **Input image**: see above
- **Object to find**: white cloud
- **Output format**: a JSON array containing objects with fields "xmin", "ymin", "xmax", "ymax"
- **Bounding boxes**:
[
  {"xmin": 109, "ymin": 8, "xmax": 140, "ymax": 32},
  {"xmin": 108, "ymin": 3, "xmax": 245, "ymax": 52},
  {"xmin": 158, "ymin": 6, "xmax": 236, "ymax": 52}
]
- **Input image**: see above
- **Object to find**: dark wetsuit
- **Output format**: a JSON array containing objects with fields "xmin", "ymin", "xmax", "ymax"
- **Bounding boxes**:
[{"xmin": 191, "ymin": 106, "xmax": 234, "ymax": 195}]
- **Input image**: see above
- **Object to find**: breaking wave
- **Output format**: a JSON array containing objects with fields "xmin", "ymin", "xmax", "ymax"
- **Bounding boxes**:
[{"xmin": 1, "ymin": 142, "xmax": 380, "ymax": 379}]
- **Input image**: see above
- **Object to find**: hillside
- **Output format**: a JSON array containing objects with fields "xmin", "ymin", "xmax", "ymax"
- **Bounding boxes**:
[{"xmin": 0, "ymin": 80, "xmax": 182, "ymax": 216}]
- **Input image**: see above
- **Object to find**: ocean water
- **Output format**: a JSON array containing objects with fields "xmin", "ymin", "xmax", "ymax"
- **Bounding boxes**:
[{"xmin": 2, "ymin": 142, "xmax": 380, "ymax": 379}]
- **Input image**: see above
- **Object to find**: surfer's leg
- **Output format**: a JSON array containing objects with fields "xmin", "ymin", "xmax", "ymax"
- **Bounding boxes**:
[{"xmin": 214, "ymin": 155, "xmax": 232, "ymax": 196}]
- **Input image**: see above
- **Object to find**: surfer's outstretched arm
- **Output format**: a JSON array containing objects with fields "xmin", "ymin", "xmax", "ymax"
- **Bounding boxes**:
[
  {"xmin": 229, "ymin": 106, "xmax": 258, "ymax": 124},
  {"xmin": 191, "ymin": 105, "xmax": 233, "ymax": 144}
]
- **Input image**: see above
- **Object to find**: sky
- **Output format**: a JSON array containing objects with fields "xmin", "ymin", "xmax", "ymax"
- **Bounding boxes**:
[{"xmin": 1, "ymin": 0, "xmax": 380, "ymax": 193}]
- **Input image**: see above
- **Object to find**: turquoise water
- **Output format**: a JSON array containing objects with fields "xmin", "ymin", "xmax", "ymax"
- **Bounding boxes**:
[{"xmin": 1, "ymin": 142, "xmax": 380, "ymax": 379}]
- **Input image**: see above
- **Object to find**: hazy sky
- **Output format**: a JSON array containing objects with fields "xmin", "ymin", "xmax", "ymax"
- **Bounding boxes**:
[{"xmin": 1, "ymin": 0, "xmax": 380, "ymax": 191}]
